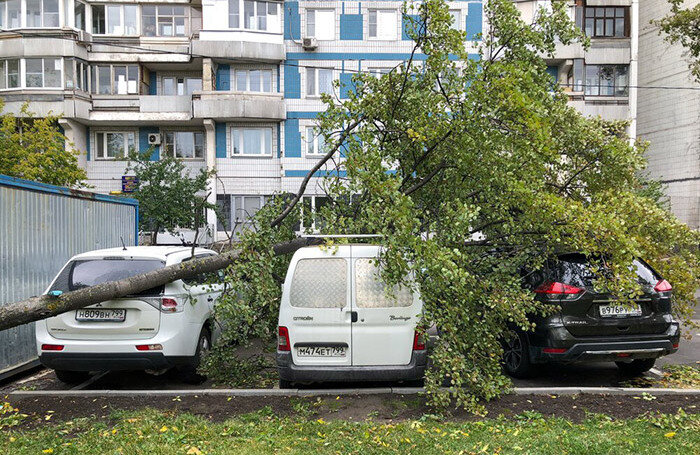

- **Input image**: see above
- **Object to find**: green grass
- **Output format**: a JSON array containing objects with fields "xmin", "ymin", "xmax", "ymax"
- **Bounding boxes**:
[{"xmin": 1, "ymin": 408, "xmax": 699, "ymax": 455}]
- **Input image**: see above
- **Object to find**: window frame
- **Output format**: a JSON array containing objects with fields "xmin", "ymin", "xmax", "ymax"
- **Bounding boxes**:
[
  {"xmin": 368, "ymin": 9, "xmax": 397, "ymax": 40},
  {"xmin": 25, "ymin": 0, "xmax": 60, "ymax": 28},
  {"xmin": 305, "ymin": 67, "xmax": 334, "ymax": 97},
  {"xmin": 63, "ymin": 58, "xmax": 89, "ymax": 91},
  {"xmin": 583, "ymin": 64, "xmax": 629, "ymax": 97},
  {"xmin": 0, "ymin": 58, "xmax": 21, "ymax": 89},
  {"xmin": 0, "ymin": 0, "xmax": 22, "ymax": 29},
  {"xmin": 304, "ymin": 126, "xmax": 327, "ymax": 157},
  {"xmin": 91, "ymin": 64, "xmax": 139, "ymax": 95},
  {"xmin": 217, "ymin": 194, "xmax": 269, "ymax": 233},
  {"xmin": 228, "ymin": 0, "xmax": 280, "ymax": 33},
  {"xmin": 94, "ymin": 130, "xmax": 136, "ymax": 160},
  {"xmin": 232, "ymin": 68, "xmax": 274, "ymax": 93},
  {"xmin": 162, "ymin": 130, "xmax": 205, "ymax": 160},
  {"xmin": 161, "ymin": 75, "xmax": 202, "ymax": 95},
  {"xmin": 584, "ymin": 6, "xmax": 629, "ymax": 38},
  {"xmin": 229, "ymin": 126, "xmax": 274, "ymax": 157},
  {"xmin": 306, "ymin": 8, "xmax": 335, "ymax": 40},
  {"xmin": 22, "ymin": 57, "xmax": 63, "ymax": 89},
  {"xmin": 92, "ymin": 3, "xmax": 139, "ymax": 36},
  {"xmin": 142, "ymin": 4, "xmax": 189, "ymax": 37}
]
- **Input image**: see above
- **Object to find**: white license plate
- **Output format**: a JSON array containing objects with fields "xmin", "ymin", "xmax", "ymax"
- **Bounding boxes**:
[
  {"xmin": 599, "ymin": 304, "xmax": 642, "ymax": 317},
  {"xmin": 75, "ymin": 309, "xmax": 126, "ymax": 322},
  {"xmin": 296, "ymin": 346, "xmax": 347, "ymax": 357}
]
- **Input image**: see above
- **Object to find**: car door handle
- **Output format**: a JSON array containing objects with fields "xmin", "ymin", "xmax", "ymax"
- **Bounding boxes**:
[{"xmin": 351, "ymin": 311, "xmax": 358, "ymax": 323}]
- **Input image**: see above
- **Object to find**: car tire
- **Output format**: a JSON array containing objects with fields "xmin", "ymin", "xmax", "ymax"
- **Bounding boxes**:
[
  {"xmin": 179, "ymin": 327, "xmax": 211, "ymax": 385},
  {"xmin": 615, "ymin": 358, "xmax": 656, "ymax": 376},
  {"xmin": 279, "ymin": 379, "xmax": 294, "ymax": 389},
  {"xmin": 502, "ymin": 330, "xmax": 535, "ymax": 379},
  {"xmin": 54, "ymin": 369, "xmax": 90, "ymax": 385}
]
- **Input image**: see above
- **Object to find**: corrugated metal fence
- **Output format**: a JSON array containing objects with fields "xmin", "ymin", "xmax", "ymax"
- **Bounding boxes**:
[{"xmin": 0, "ymin": 175, "xmax": 138, "ymax": 378}]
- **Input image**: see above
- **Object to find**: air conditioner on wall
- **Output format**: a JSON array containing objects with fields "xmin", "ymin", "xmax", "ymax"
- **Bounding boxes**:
[
  {"xmin": 147, "ymin": 133, "xmax": 161, "ymax": 145},
  {"xmin": 302, "ymin": 37, "xmax": 318, "ymax": 50}
]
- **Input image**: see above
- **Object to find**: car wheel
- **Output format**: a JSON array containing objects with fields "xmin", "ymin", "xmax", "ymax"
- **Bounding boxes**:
[
  {"xmin": 615, "ymin": 358, "xmax": 656, "ymax": 376},
  {"xmin": 279, "ymin": 379, "xmax": 294, "ymax": 389},
  {"xmin": 180, "ymin": 327, "xmax": 211, "ymax": 385},
  {"xmin": 502, "ymin": 330, "xmax": 535, "ymax": 379},
  {"xmin": 54, "ymin": 369, "xmax": 90, "ymax": 384}
]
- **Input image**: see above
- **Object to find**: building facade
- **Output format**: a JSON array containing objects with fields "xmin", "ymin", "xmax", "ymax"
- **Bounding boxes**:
[
  {"xmin": 637, "ymin": 0, "xmax": 699, "ymax": 230},
  {"xmin": 0, "ymin": 0, "xmax": 641, "ymax": 240}
]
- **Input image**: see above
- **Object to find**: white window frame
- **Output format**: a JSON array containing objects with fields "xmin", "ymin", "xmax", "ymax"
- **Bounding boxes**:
[
  {"xmin": 299, "ymin": 195, "xmax": 330, "ymax": 232},
  {"xmin": 141, "ymin": 4, "xmax": 189, "ymax": 37},
  {"xmin": 230, "ymin": 126, "xmax": 274, "ymax": 157},
  {"xmin": 162, "ymin": 130, "xmax": 205, "ymax": 160},
  {"xmin": 228, "ymin": 0, "xmax": 280, "ymax": 33},
  {"xmin": 306, "ymin": 8, "xmax": 335, "ymax": 40},
  {"xmin": 232, "ymin": 68, "xmax": 273, "ymax": 93},
  {"xmin": 305, "ymin": 67, "xmax": 334, "ymax": 97},
  {"xmin": 0, "ymin": 59, "xmax": 21, "ymax": 90},
  {"xmin": 72, "ymin": 0, "xmax": 87, "ymax": 31},
  {"xmin": 22, "ymin": 57, "xmax": 63, "ymax": 89},
  {"xmin": 161, "ymin": 76, "xmax": 202, "ymax": 95},
  {"xmin": 92, "ymin": 3, "xmax": 139, "ymax": 36},
  {"xmin": 449, "ymin": 10, "xmax": 461, "ymax": 31},
  {"xmin": 25, "ymin": 0, "xmax": 60, "ymax": 28},
  {"xmin": 368, "ymin": 9, "xmax": 397, "ymax": 40},
  {"xmin": 304, "ymin": 126, "xmax": 327, "ymax": 157},
  {"xmin": 92, "ymin": 64, "xmax": 139, "ymax": 95},
  {"xmin": 94, "ymin": 131, "xmax": 136, "ymax": 160},
  {"xmin": 0, "ymin": 0, "xmax": 22, "ymax": 29}
]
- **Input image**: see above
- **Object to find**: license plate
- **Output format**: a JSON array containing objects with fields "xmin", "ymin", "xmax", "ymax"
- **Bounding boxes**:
[
  {"xmin": 75, "ymin": 309, "xmax": 126, "ymax": 322},
  {"xmin": 599, "ymin": 304, "xmax": 642, "ymax": 317},
  {"xmin": 296, "ymin": 346, "xmax": 347, "ymax": 357}
]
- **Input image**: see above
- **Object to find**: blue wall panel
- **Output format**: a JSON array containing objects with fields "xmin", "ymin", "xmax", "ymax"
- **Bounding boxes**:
[
  {"xmin": 284, "ymin": 119, "xmax": 301, "ymax": 158},
  {"xmin": 402, "ymin": 14, "xmax": 422, "ymax": 40},
  {"xmin": 149, "ymin": 71, "xmax": 157, "ymax": 95},
  {"xmin": 339, "ymin": 73, "xmax": 356, "ymax": 99},
  {"xmin": 284, "ymin": 61, "xmax": 301, "ymax": 98},
  {"xmin": 466, "ymin": 3, "xmax": 483, "ymax": 40},
  {"xmin": 284, "ymin": 1, "xmax": 300, "ymax": 40},
  {"xmin": 139, "ymin": 127, "xmax": 160, "ymax": 161},
  {"xmin": 216, "ymin": 64, "xmax": 230, "ymax": 90},
  {"xmin": 215, "ymin": 122, "xmax": 227, "ymax": 158},
  {"xmin": 340, "ymin": 14, "xmax": 363, "ymax": 40}
]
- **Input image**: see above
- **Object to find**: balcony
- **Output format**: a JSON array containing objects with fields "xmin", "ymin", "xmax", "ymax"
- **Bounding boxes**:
[
  {"xmin": 193, "ymin": 92, "xmax": 285, "ymax": 120},
  {"xmin": 89, "ymin": 95, "xmax": 193, "ymax": 122},
  {"xmin": 191, "ymin": 35, "xmax": 285, "ymax": 62}
]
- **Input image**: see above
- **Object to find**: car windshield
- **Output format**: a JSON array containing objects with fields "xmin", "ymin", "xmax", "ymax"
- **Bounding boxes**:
[
  {"xmin": 550, "ymin": 254, "xmax": 659, "ymax": 290},
  {"xmin": 67, "ymin": 258, "xmax": 165, "ymax": 295}
]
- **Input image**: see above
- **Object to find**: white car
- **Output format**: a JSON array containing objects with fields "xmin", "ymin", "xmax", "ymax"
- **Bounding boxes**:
[
  {"xmin": 36, "ymin": 246, "xmax": 223, "ymax": 384},
  {"xmin": 277, "ymin": 245, "xmax": 426, "ymax": 387}
]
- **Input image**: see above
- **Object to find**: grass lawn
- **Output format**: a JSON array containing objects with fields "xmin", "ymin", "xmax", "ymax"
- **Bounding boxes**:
[{"xmin": 1, "ymin": 406, "xmax": 698, "ymax": 455}]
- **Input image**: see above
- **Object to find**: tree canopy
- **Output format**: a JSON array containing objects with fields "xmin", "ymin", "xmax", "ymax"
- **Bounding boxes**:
[
  {"xmin": 206, "ymin": 0, "xmax": 699, "ymax": 411},
  {"xmin": 0, "ymin": 102, "xmax": 86, "ymax": 187},
  {"xmin": 656, "ymin": 0, "xmax": 700, "ymax": 82}
]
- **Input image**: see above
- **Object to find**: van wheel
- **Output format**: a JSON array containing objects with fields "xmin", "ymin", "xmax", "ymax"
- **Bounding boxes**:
[
  {"xmin": 615, "ymin": 359, "xmax": 656, "ymax": 376},
  {"xmin": 501, "ymin": 330, "xmax": 535, "ymax": 379},
  {"xmin": 180, "ymin": 327, "xmax": 210, "ymax": 385},
  {"xmin": 54, "ymin": 370, "xmax": 90, "ymax": 384},
  {"xmin": 279, "ymin": 379, "xmax": 294, "ymax": 389}
]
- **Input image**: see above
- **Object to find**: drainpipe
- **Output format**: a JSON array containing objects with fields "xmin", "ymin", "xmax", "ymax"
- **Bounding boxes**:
[
  {"xmin": 203, "ymin": 119, "xmax": 218, "ymax": 242},
  {"xmin": 628, "ymin": 0, "xmax": 639, "ymax": 143}
]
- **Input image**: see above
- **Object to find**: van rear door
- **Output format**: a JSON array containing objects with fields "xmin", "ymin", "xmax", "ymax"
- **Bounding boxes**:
[
  {"xmin": 282, "ymin": 247, "xmax": 352, "ymax": 367},
  {"xmin": 350, "ymin": 245, "xmax": 421, "ymax": 366}
]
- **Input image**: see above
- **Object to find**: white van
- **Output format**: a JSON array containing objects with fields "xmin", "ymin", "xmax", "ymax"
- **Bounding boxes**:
[
  {"xmin": 276, "ymin": 245, "xmax": 426, "ymax": 387},
  {"xmin": 35, "ymin": 246, "xmax": 223, "ymax": 384}
]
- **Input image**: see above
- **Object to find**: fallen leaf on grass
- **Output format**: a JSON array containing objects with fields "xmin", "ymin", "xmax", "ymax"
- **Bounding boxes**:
[{"xmin": 664, "ymin": 432, "xmax": 676, "ymax": 438}]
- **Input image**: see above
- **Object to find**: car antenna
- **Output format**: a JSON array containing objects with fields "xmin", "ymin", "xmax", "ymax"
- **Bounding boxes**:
[{"xmin": 120, "ymin": 236, "xmax": 127, "ymax": 251}]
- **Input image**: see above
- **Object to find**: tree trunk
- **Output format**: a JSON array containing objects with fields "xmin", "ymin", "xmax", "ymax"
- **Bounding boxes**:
[{"xmin": 0, "ymin": 237, "xmax": 319, "ymax": 332}]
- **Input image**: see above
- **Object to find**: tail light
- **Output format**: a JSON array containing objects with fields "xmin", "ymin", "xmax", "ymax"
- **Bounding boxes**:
[
  {"xmin": 135, "ymin": 344, "xmax": 163, "ymax": 351},
  {"xmin": 413, "ymin": 331, "xmax": 426, "ymax": 351},
  {"xmin": 535, "ymin": 282, "xmax": 585, "ymax": 295},
  {"xmin": 542, "ymin": 347, "xmax": 567, "ymax": 354},
  {"xmin": 672, "ymin": 343, "xmax": 679, "ymax": 349},
  {"xmin": 41, "ymin": 344, "xmax": 64, "ymax": 351},
  {"xmin": 654, "ymin": 279, "xmax": 672, "ymax": 293},
  {"xmin": 278, "ymin": 326, "xmax": 291, "ymax": 352},
  {"xmin": 160, "ymin": 297, "xmax": 182, "ymax": 313}
]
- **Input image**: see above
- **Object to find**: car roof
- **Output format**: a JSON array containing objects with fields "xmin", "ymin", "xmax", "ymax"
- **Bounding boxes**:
[{"xmin": 70, "ymin": 246, "xmax": 212, "ymax": 261}]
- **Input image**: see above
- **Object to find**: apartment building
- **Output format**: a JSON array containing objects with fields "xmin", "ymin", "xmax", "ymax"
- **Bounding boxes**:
[
  {"xmin": 0, "ymin": 0, "xmax": 640, "ymax": 241},
  {"xmin": 637, "ymin": 0, "xmax": 699, "ymax": 230}
]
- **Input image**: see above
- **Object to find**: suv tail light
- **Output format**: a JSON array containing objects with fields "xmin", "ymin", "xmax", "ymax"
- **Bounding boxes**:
[
  {"xmin": 534, "ymin": 282, "xmax": 585, "ymax": 295},
  {"xmin": 413, "ymin": 331, "xmax": 426, "ymax": 351},
  {"xmin": 654, "ymin": 279, "xmax": 672, "ymax": 293},
  {"xmin": 41, "ymin": 344, "xmax": 64, "ymax": 351},
  {"xmin": 160, "ymin": 297, "xmax": 182, "ymax": 313},
  {"xmin": 278, "ymin": 326, "xmax": 291, "ymax": 351}
]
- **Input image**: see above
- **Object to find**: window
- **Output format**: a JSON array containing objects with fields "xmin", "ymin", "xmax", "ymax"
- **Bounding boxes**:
[
  {"xmin": 449, "ymin": 10, "xmax": 461, "ymax": 30},
  {"xmin": 0, "ymin": 0, "xmax": 21, "ymax": 28},
  {"xmin": 290, "ymin": 258, "xmax": 347, "ymax": 308},
  {"xmin": 584, "ymin": 65, "xmax": 628, "ymax": 96},
  {"xmin": 162, "ymin": 76, "xmax": 202, "ymax": 95},
  {"xmin": 306, "ymin": 67, "xmax": 333, "ymax": 97},
  {"xmin": 234, "ymin": 69, "xmax": 273, "ymax": 92},
  {"xmin": 369, "ymin": 9, "xmax": 396, "ymax": 40},
  {"xmin": 217, "ymin": 194, "xmax": 269, "ymax": 233},
  {"xmin": 142, "ymin": 5, "xmax": 188, "ymax": 37},
  {"xmin": 95, "ymin": 131, "xmax": 136, "ymax": 159},
  {"xmin": 163, "ymin": 131, "xmax": 204, "ymax": 159},
  {"xmin": 584, "ymin": 7, "xmax": 629, "ymax": 38},
  {"xmin": 230, "ymin": 127, "xmax": 273, "ymax": 156},
  {"xmin": 355, "ymin": 258, "xmax": 413, "ymax": 308},
  {"xmin": 0, "ymin": 59, "xmax": 20, "ymax": 89},
  {"xmin": 92, "ymin": 4, "xmax": 137, "ymax": 35},
  {"xmin": 91, "ymin": 64, "xmax": 138, "ymax": 95},
  {"xmin": 228, "ymin": 0, "xmax": 279, "ymax": 32},
  {"xmin": 305, "ymin": 126, "xmax": 327, "ymax": 156},
  {"xmin": 26, "ymin": 0, "xmax": 59, "ymax": 27},
  {"xmin": 215, "ymin": 195, "xmax": 232, "ymax": 231},
  {"xmin": 369, "ymin": 67, "xmax": 391, "ymax": 78},
  {"xmin": 306, "ymin": 9, "xmax": 334, "ymax": 40},
  {"xmin": 74, "ymin": 0, "xmax": 85, "ymax": 30},
  {"xmin": 300, "ymin": 195, "xmax": 329, "ymax": 231},
  {"xmin": 24, "ymin": 58, "xmax": 62, "ymax": 88}
]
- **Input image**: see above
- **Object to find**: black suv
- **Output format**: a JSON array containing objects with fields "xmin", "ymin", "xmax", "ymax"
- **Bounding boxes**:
[{"xmin": 503, "ymin": 253, "xmax": 680, "ymax": 378}]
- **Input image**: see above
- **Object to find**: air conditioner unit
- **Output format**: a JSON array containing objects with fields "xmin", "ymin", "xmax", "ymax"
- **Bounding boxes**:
[
  {"xmin": 302, "ymin": 37, "xmax": 318, "ymax": 50},
  {"xmin": 148, "ymin": 133, "xmax": 161, "ymax": 145}
]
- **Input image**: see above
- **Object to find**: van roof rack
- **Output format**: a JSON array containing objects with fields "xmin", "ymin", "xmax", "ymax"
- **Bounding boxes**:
[{"xmin": 299, "ymin": 234, "xmax": 384, "ymax": 239}]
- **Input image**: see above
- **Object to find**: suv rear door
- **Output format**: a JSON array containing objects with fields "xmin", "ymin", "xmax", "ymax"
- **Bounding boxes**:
[
  {"xmin": 284, "ymin": 247, "xmax": 352, "ymax": 367},
  {"xmin": 350, "ymin": 245, "xmax": 421, "ymax": 366}
]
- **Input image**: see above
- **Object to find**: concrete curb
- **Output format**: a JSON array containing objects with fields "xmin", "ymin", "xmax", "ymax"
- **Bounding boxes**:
[{"xmin": 8, "ymin": 386, "xmax": 700, "ymax": 398}]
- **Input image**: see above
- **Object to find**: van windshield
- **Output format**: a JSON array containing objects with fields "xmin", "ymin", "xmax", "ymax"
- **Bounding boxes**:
[{"xmin": 65, "ymin": 258, "xmax": 165, "ymax": 296}]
